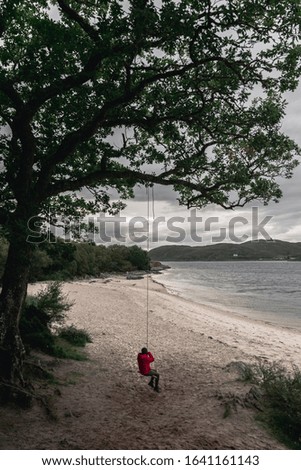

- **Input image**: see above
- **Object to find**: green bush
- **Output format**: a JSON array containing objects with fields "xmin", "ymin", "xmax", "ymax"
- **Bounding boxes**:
[
  {"xmin": 58, "ymin": 325, "xmax": 93, "ymax": 347},
  {"xmin": 235, "ymin": 361, "xmax": 301, "ymax": 449},
  {"xmin": 51, "ymin": 339, "xmax": 88, "ymax": 361},
  {"xmin": 20, "ymin": 282, "xmax": 92, "ymax": 362},
  {"xmin": 20, "ymin": 304, "xmax": 55, "ymax": 353},
  {"xmin": 21, "ymin": 282, "xmax": 73, "ymax": 355},
  {"xmin": 127, "ymin": 245, "xmax": 150, "ymax": 270},
  {"xmin": 233, "ymin": 361, "xmax": 258, "ymax": 383},
  {"xmin": 20, "ymin": 282, "xmax": 71, "ymax": 352},
  {"xmin": 34, "ymin": 281, "xmax": 73, "ymax": 325},
  {"xmin": 257, "ymin": 363, "xmax": 301, "ymax": 449}
]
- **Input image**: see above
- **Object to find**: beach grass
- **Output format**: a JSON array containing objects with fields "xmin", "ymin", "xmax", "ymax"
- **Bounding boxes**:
[
  {"xmin": 51, "ymin": 337, "xmax": 89, "ymax": 361},
  {"xmin": 58, "ymin": 325, "xmax": 93, "ymax": 347},
  {"xmin": 236, "ymin": 361, "xmax": 301, "ymax": 449}
]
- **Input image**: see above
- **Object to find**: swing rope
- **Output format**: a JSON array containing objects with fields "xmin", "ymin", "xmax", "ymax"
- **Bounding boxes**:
[
  {"xmin": 146, "ymin": 186, "xmax": 150, "ymax": 349},
  {"xmin": 145, "ymin": 186, "xmax": 155, "ymax": 350}
]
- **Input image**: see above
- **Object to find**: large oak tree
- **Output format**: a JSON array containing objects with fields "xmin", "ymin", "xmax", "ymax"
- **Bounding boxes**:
[{"xmin": 0, "ymin": 0, "xmax": 300, "ymax": 386}]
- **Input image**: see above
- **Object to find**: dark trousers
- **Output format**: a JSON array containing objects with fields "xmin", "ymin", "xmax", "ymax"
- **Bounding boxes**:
[{"xmin": 146, "ymin": 370, "xmax": 159, "ymax": 388}]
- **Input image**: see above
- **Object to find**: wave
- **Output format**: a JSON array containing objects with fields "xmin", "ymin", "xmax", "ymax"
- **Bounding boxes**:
[{"xmin": 162, "ymin": 261, "xmax": 301, "ymax": 330}]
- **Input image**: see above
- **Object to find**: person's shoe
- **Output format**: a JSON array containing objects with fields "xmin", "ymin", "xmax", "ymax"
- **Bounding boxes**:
[
  {"xmin": 148, "ymin": 381, "xmax": 154, "ymax": 388},
  {"xmin": 154, "ymin": 386, "xmax": 160, "ymax": 393}
]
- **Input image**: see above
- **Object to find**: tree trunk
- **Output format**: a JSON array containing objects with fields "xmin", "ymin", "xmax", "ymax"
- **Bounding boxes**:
[{"xmin": 0, "ymin": 211, "xmax": 33, "ymax": 385}]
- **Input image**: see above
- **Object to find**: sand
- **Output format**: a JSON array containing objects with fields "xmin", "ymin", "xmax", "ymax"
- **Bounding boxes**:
[{"xmin": 1, "ymin": 276, "xmax": 301, "ymax": 450}]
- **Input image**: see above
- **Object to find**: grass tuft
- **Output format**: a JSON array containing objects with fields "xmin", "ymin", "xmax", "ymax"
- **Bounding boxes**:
[
  {"xmin": 52, "ymin": 338, "xmax": 88, "ymax": 361},
  {"xmin": 235, "ymin": 361, "xmax": 301, "ymax": 449},
  {"xmin": 58, "ymin": 325, "xmax": 93, "ymax": 347}
]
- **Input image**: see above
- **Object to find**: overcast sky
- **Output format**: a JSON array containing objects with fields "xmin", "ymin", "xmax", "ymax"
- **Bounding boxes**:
[{"xmin": 104, "ymin": 84, "xmax": 301, "ymax": 249}]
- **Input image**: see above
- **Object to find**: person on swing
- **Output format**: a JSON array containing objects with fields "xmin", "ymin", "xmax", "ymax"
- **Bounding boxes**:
[{"xmin": 137, "ymin": 347, "xmax": 160, "ymax": 393}]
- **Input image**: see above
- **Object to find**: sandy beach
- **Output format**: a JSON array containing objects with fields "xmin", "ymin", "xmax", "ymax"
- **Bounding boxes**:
[{"xmin": 1, "ymin": 276, "xmax": 301, "ymax": 450}]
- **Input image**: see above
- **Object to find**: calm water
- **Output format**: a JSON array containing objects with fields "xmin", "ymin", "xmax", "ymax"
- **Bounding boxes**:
[{"xmin": 161, "ymin": 261, "xmax": 301, "ymax": 331}]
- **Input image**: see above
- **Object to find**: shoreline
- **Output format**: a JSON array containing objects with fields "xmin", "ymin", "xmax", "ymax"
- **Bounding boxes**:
[
  {"xmin": 158, "ymin": 262, "xmax": 301, "ymax": 333},
  {"xmin": 1, "ymin": 276, "xmax": 300, "ymax": 449},
  {"xmin": 160, "ymin": 277, "xmax": 301, "ymax": 337},
  {"xmin": 150, "ymin": 274, "xmax": 301, "ymax": 363},
  {"xmin": 149, "ymin": 276, "xmax": 301, "ymax": 368},
  {"xmin": 29, "ymin": 274, "xmax": 301, "ymax": 368}
]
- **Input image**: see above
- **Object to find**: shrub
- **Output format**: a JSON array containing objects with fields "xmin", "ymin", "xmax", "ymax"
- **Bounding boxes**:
[
  {"xmin": 232, "ymin": 361, "xmax": 259, "ymax": 383},
  {"xmin": 58, "ymin": 325, "xmax": 93, "ymax": 347},
  {"xmin": 235, "ymin": 361, "xmax": 301, "ymax": 449},
  {"xmin": 35, "ymin": 281, "xmax": 73, "ymax": 326},
  {"xmin": 127, "ymin": 245, "xmax": 150, "ymax": 270},
  {"xmin": 20, "ymin": 304, "xmax": 55, "ymax": 353},
  {"xmin": 51, "ymin": 338, "xmax": 88, "ymax": 361},
  {"xmin": 20, "ymin": 282, "xmax": 92, "ymax": 361},
  {"xmin": 20, "ymin": 282, "xmax": 73, "ymax": 354},
  {"xmin": 257, "ymin": 362, "xmax": 301, "ymax": 449}
]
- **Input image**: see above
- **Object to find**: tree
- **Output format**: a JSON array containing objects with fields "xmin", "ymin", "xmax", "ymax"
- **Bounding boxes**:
[
  {"xmin": 0, "ymin": 0, "xmax": 300, "ymax": 386},
  {"xmin": 128, "ymin": 245, "xmax": 150, "ymax": 270}
]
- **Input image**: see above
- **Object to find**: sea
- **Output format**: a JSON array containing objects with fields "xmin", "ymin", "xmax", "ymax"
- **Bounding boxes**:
[{"xmin": 160, "ymin": 261, "xmax": 301, "ymax": 332}]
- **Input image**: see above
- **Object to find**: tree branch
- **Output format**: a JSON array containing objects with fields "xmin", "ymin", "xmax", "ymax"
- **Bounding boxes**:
[
  {"xmin": 0, "ymin": 110, "xmax": 13, "ymax": 128},
  {"xmin": 45, "ymin": 165, "xmax": 251, "ymax": 209},
  {"xmin": 56, "ymin": 0, "xmax": 100, "ymax": 42},
  {"xmin": 33, "ymin": 52, "xmax": 253, "ymax": 198},
  {"xmin": 35, "ymin": 61, "xmax": 198, "ymax": 190},
  {"xmin": 23, "ymin": 1, "xmax": 165, "ymax": 118},
  {"xmin": 0, "ymin": 76, "xmax": 24, "ymax": 110},
  {"xmin": 24, "ymin": 50, "xmax": 103, "ymax": 119},
  {"xmin": 45, "ymin": 167, "xmax": 210, "ymax": 199},
  {"xmin": 40, "ymin": 58, "xmax": 219, "ymax": 166},
  {"xmin": 0, "ymin": 208, "xmax": 9, "ymax": 226}
]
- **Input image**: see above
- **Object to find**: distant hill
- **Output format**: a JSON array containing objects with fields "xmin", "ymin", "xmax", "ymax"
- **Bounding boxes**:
[{"xmin": 149, "ymin": 240, "xmax": 301, "ymax": 262}]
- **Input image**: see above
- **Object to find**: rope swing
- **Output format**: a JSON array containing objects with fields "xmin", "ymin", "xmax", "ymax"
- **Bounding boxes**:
[
  {"xmin": 137, "ymin": 187, "xmax": 161, "ymax": 393},
  {"xmin": 145, "ymin": 185, "xmax": 155, "ymax": 349}
]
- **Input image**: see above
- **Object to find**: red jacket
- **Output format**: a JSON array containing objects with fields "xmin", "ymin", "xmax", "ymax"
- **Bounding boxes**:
[{"xmin": 137, "ymin": 351, "xmax": 154, "ymax": 375}]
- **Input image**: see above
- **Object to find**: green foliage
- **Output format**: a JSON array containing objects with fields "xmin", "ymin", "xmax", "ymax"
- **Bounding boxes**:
[
  {"xmin": 74, "ymin": 243, "xmax": 99, "ymax": 277},
  {"xmin": 235, "ymin": 361, "xmax": 259, "ymax": 383},
  {"xmin": 50, "ymin": 338, "xmax": 88, "ymax": 362},
  {"xmin": 34, "ymin": 281, "xmax": 73, "ymax": 325},
  {"xmin": 257, "ymin": 362, "xmax": 301, "ymax": 449},
  {"xmin": 29, "ymin": 248, "xmax": 53, "ymax": 282},
  {"xmin": 58, "ymin": 325, "xmax": 93, "ymax": 347},
  {"xmin": 236, "ymin": 361, "xmax": 301, "ymax": 449},
  {"xmin": 0, "ymin": 236, "xmax": 151, "ymax": 281},
  {"xmin": 0, "ymin": 237, "xmax": 8, "ymax": 280},
  {"xmin": 0, "ymin": 0, "xmax": 300, "ymax": 229},
  {"xmin": 20, "ymin": 282, "xmax": 90, "ymax": 361},
  {"xmin": 37, "ymin": 238, "xmax": 77, "ymax": 280},
  {"xmin": 127, "ymin": 245, "xmax": 150, "ymax": 271},
  {"xmin": 20, "ymin": 303, "xmax": 55, "ymax": 354},
  {"xmin": 27, "ymin": 240, "xmax": 149, "ymax": 281}
]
